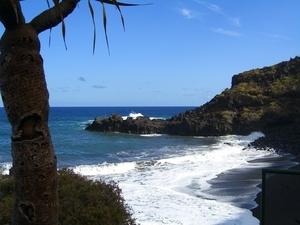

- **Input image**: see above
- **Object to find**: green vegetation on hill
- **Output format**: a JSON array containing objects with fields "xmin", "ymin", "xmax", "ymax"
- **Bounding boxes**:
[
  {"xmin": 0, "ymin": 170, "xmax": 136, "ymax": 225},
  {"xmin": 166, "ymin": 56, "xmax": 300, "ymax": 136},
  {"xmin": 86, "ymin": 56, "xmax": 300, "ymax": 148}
]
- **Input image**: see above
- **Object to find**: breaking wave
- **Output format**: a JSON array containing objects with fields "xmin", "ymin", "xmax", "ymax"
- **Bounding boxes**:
[{"xmin": 73, "ymin": 132, "xmax": 280, "ymax": 225}]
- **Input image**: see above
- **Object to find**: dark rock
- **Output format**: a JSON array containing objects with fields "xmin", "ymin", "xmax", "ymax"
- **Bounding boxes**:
[
  {"xmin": 165, "ymin": 56, "xmax": 300, "ymax": 137},
  {"xmin": 86, "ymin": 56, "xmax": 300, "ymax": 147},
  {"xmin": 85, "ymin": 57, "xmax": 300, "ymax": 225},
  {"xmin": 86, "ymin": 115, "xmax": 167, "ymax": 134}
]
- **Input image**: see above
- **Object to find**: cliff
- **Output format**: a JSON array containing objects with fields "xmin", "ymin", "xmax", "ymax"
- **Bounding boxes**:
[
  {"xmin": 166, "ymin": 57, "xmax": 300, "ymax": 136},
  {"xmin": 86, "ymin": 57, "xmax": 300, "ymax": 151}
]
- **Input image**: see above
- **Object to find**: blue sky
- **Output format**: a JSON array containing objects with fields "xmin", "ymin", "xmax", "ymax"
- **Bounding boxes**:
[{"xmin": 1, "ymin": 0, "xmax": 300, "ymax": 106}]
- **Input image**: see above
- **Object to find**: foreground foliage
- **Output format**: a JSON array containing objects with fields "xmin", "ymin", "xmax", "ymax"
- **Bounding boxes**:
[
  {"xmin": 0, "ymin": 1, "xmax": 142, "ymax": 223},
  {"xmin": 0, "ymin": 169, "xmax": 135, "ymax": 225}
]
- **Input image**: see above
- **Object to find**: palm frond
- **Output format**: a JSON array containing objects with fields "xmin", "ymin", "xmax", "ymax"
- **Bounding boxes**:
[
  {"xmin": 46, "ymin": 0, "xmax": 52, "ymax": 47},
  {"xmin": 94, "ymin": 0, "xmax": 148, "ymax": 53},
  {"xmin": 54, "ymin": 0, "xmax": 67, "ymax": 50},
  {"xmin": 88, "ymin": 0, "xmax": 97, "ymax": 54},
  {"xmin": 111, "ymin": 0, "xmax": 126, "ymax": 31},
  {"xmin": 101, "ymin": 2, "xmax": 110, "ymax": 54},
  {"xmin": 98, "ymin": 0, "xmax": 145, "ymax": 7},
  {"xmin": 48, "ymin": 28, "xmax": 52, "ymax": 47},
  {"xmin": 61, "ymin": 19, "xmax": 67, "ymax": 50},
  {"xmin": 28, "ymin": 0, "xmax": 149, "ymax": 53}
]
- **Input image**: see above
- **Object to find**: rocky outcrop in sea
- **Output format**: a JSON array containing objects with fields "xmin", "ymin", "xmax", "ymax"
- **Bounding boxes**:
[
  {"xmin": 86, "ymin": 114, "xmax": 167, "ymax": 134},
  {"xmin": 86, "ymin": 57, "xmax": 300, "ymax": 152}
]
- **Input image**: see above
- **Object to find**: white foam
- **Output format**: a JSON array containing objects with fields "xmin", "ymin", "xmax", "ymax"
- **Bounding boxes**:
[
  {"xmin": 149, "ymin": 117, "xmax": 166, "ymax": 120},
  {"xmin": 122, "ymin": 112, "xmax": 144, "ymax": 120},
  {"xmin": 85, "ymin": 119, "xmax": 95, "ymax": 124},
  {"xmin": 73, "ymin": 162, "xmax": 136, "ymax": 176},
  {"xmin": 122, "ymin": 112, "xmax": 166, "ymax": 121},
  {"xmin": 79, "ymin": 120, "xmax": 95, "ymax": 129},
  {"xmin": 140, "ymin": 134, "xmax": 163, "ymax": 137},
  {"xmin": 0, "ymin": 162, "xmax": 12, "ymax": 175},
  {"xmin": 73, "ymin": 132, "xmax": 275, "ymax": 225}
]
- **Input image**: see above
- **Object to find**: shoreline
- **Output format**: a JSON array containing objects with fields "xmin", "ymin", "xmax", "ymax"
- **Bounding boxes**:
[
  {"xmin": 1, "ymin": 131, "xmax": 300, "ymax": 224},
  {"xmin": 250, "ymin": 130, "xmax": 300, "ymax": 223},
  {"xmin": 208, "ymin": 152, "xmax": 296, "ymax": 209}
]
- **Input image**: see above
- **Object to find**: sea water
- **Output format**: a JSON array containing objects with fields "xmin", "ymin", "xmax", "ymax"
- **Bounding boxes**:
[{"xmin": 0, "ymin": 107, "xmax": 295, "ymax": 225}]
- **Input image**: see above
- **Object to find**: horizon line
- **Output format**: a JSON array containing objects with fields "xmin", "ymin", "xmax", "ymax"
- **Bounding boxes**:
[{"xmin": 0, "ymin": 106, "xmax": 197, "ymax": 108}]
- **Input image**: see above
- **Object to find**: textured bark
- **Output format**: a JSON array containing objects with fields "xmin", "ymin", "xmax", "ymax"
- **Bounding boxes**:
[{"xmin": 0, "ymin": 24, "xmax": 58, "ymax": 225}]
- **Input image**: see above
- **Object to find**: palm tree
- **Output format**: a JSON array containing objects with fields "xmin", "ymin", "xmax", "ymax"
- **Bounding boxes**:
[{"xmin": 0, "ymin": 1, "xmax": 138, "ymax": 224}]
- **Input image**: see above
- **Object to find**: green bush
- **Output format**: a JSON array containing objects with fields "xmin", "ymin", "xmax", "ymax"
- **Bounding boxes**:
[
  {"xmin": 219, "ymin": 110, "xmax": 236, "ymax": 123},
  {"xmin": 240, "ymin": 107, "xmax": 264, "ymax": 122},
  {"xmin": 270, "ymin": 75, "xmax": 300, "ymax": 96},
  {"xmin": 232, "ymin": 82, "xmax": 263, "ymax": 96},
  {"xmin": 0, "ymin": 169, "xmax": 136, "ymax": 225}
]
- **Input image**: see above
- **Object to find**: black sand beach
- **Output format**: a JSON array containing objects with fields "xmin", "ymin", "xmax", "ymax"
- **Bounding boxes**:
[
  {"xmin": 207, "ymin": 154, "xmax": 297, "ymax": 209},
  {"xmin": 251, "ymin": 130, "xmax": 300, "ymax": 224}
]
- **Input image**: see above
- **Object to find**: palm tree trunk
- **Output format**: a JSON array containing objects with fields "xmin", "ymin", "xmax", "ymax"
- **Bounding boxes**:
[{"xmin": 0, "ymin": 24, "xmax": 58, "ymax": 225}]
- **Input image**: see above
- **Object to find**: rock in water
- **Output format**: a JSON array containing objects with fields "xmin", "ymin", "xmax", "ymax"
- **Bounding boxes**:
[
  {"xmin": 86, "ymin": 57, "xmax": 300, "ymax": 137},
  {"xmin": 86, "ymin": 114, "xmax": 167, "ymax": 134}
]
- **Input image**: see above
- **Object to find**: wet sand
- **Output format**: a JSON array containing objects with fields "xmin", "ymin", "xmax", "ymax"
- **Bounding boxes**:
[{"xmin": 206, "ymin": 153, "xmax": 298, "ymax": 223}]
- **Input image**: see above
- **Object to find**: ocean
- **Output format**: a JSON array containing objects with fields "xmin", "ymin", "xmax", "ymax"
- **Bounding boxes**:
[{"xmin": 0, "ymin": 107, "xmax": 296, "ymax": 225}]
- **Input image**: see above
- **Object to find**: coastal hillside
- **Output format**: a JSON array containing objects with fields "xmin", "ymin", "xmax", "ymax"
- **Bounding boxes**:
[
  {"xmin": 166, "ymin": 57, "xmax": 300, "ymax": 136},
  {"xmin": 86, "ymin": 57, "xmax": 300, "ymax": 151}
]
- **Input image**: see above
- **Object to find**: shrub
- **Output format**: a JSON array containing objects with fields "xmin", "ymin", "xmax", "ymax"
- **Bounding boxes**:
[
  {"xmin": 270, "ymin": 75, "xmax": 300, "ymax": 96},
  {"xmin": 0, "ymin": 169, "xmax": 136, "ymax": 225},
  {"xmin": 240, "ymin": 107, "xmax": 264, "ymax": 123},
  {"xmin": 219, "ymin": 110, "xmax": 236, "ymax": 123},
  {"xmin": 0, "ymin": 174, "xmax": 13, "ymax": 224},
  {"xmin": 233, "ymin": 82, "xmax": 263, "ymax": 96}
]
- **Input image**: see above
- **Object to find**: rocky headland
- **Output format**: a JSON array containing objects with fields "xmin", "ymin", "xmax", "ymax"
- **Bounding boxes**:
[
  {"xmin": 86, "ymin": 57, "xmax": 300, "ymax": 223},
  {"xmin": 86, "ymin": 57, "xmax": 300, "ymax": 155}
]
